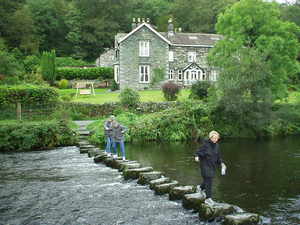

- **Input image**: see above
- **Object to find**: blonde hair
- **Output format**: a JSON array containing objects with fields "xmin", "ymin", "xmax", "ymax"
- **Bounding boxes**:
[{"xmin": 209, "ymin": 130, "xmax": 220, "ymax": 139}]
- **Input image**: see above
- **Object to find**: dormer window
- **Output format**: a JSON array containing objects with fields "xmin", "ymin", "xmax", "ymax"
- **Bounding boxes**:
[
  {"xmin": 188, "ymin": 52, "xmax": 197, "ymax": 62},
  {"xmin": 139, "ymin": 40, "xmax": 150, "ymax": 57}
]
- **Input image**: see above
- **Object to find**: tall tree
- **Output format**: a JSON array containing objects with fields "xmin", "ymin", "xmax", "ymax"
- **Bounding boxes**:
[{"xmin": 209, "ymin": 0, "xmax": 300, "ymax": 136}]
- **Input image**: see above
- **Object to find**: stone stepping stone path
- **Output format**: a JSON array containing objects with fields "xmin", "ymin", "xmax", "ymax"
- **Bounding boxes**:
[{"xmin": 73, "ymin": 121, "xmax": 261, "ymax": 225}]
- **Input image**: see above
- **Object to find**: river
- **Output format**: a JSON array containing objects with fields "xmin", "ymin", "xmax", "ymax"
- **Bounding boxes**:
[{"xmin": 0, "ymin": 136, "xmax": 299, "ymax": 225}]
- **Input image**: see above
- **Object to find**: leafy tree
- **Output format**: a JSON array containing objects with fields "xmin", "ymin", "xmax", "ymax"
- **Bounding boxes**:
[
  {"xmin": 210, "ymin": 0, "xmax": 300, "ymax": 100},
  {"xmin": 209, "ymin": 0, "xmax": 300, "ymax": 136},
  {"xmin": 119, "ymin": 88, "xmax": 140, "ymax": 108}
]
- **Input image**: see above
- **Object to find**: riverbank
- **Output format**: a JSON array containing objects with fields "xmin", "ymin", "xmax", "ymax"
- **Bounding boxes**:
[{"xmin": 0, "ymin": 119, "xmax": 77, "ymax": 152}]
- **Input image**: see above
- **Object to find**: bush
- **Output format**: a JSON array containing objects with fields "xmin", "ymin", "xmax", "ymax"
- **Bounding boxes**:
[
  {"xmin": 56, "ymin": 67, "xmax": 113, "ymax": 80},
  {"xmin": 0, "ymin": 120, "xmax": 77, "ymax": 151},
  {"xmin": 58, "ymin": 79, "xmax": 69, "ymax": 89},
  {"xmin": 23, "ymin": 55, "xmax": 40, "ymax": 73},
  {"xmin": 56, "ymin": 57, "xmax": 92, "ymax": 67},
  {"xmin": 162, "ymin": 81, "xmax": 181, "ymax": 101},
  {"xmin": 190, "ymin": 81, "xmax": 212, "ymax": 100},
  {"xmin": 0, "ymin": 84, "xmax": 59, "ymax": 105},
  {"xmin": 110, "ymin": 79, "xmax": 119, "ymax": 91},
  {"xmin": 119, "ymin": 88, "xmax": 140, "ymax": 108}
]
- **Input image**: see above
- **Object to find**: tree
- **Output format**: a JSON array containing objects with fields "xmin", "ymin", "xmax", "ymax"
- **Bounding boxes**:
[
  {"xmin": 208, "ymin": 0, "xmax": 300, "ymax": 136},
  {"xmin": 210, "ymin": 0, "xmax": 300, "ymax": 100},
  {"xmin": 41, "ymin": 50, "xmax": 56, "ymax": 85}
]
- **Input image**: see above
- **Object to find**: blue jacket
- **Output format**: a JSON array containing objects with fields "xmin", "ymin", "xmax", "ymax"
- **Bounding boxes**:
[{"xmin": 195, "ymin": 139, "xmax": 222, "ymax": 178}]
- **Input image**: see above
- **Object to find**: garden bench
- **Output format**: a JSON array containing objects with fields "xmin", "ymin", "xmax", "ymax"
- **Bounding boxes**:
[{"xmin": 75, "ymin": 81, "xmax": 95, "ymax": 97}]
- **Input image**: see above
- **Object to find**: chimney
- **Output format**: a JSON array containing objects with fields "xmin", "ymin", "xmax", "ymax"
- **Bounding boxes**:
[
  {"xmin": 178, "ymin": 27, "xmax": 182, "ymax": 32},
  {"xmin": 142, "ymin": 18, "xmax": 145, "ymax": 23},
  {"xmin": 168, "ymin": 18, "xmax": 174, "ymax": 37},
  {"xmin": 146, "ymin": 18, "xmax": 150, "ymax": 23},
  {"xmin": 137, "ymin": 17, "xmax": 141, "ymax": 26},
  {"xmin": 132, "ymin": 18, "xmax": 137, "ymax": 30}
]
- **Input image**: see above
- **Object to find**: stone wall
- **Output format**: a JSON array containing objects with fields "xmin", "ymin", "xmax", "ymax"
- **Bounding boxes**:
[
  {"xmin": 96, "ymin": 49, "xmax": 115, "ymax": 67},
  {"xmin": 119, "ymin": 27, "xmax": 169, "ymax": 90}
]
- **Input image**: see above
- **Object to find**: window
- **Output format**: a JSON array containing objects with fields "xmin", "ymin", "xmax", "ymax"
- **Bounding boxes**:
[
  {"xmin": 139, "ymin": 65, "xmax": 150, "ymax": 83},
  {"xmin": 168, "ymin": 69, "xmax": 174, "ymax": 80},
  {"xmin": 169, "ymin": 51, "xmax": 174, "ymax": 62},
  {"xmin": 139, "ymin": 40, "xmax": 150, "ymax": 57},
  {"xmin": 178, "ymin": 70, "xmax": 182, "ymax": 80},
  {"xmin": 210, "ymin": 70, "xmax": 217, "ymax": 81},
  {"xmin": 188, "ymin": 52, "xmax": 196, "ymax": 62},
  {"xmin": 114, "ymin": 65, "xmax": 119, "ymax": 84}
]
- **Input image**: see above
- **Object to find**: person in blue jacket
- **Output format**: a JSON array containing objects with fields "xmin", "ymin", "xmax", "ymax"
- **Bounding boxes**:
[{"xmin": 195, "ymin": 130, "xmax": 226, "ymax": 204}]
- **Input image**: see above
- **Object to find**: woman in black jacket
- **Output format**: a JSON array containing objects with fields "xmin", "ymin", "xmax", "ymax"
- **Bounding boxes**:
[{"xmin": 195, "ymin": 130, "xmax": 226, "ymax": 204}]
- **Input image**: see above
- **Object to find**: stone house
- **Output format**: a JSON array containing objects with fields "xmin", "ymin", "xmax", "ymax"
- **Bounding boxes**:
[{"xmin": 113, "ymin": 18, "xmax": 222, "ymax": 90}]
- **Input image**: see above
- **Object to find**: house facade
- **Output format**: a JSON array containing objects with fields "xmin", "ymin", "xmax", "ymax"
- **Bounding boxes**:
[{"xmin": 114, "ymin": 19, "xmax": 221, "ymax": 90}]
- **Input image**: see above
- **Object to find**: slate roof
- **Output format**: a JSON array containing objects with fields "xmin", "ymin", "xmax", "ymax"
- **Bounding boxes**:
[{"xmin": 115, "ymin": 23, "xmax": 222, "ymax": 47}]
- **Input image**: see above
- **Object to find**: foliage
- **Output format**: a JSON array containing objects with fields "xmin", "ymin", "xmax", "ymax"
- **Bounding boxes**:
[
  {"xmin": 189, "ymin": 81, "xmax": 212, "ymax": 100},
  {"xmin": 56, "ymin": 57, "xmax": 92, "ymax": 67},
  {"xmin": 41, "ymin": 50, "xmax": 56, "ymax": 85},
  {"xmin": 151, "ymin": 67, "xmax": 165, "ymax": 87},
  {"xmin": 0, "ymin": 49, "xmax": 24, "ymax": 79},
  {"xmin": 0, "ymin": 119, "xmax": 77, "ymax": 151},
  {"xmin": 0, "ymin": 84, "xmax": 59, "ymax": 105},
  {"xmin": 56, "ymin": 67, "xmax": 113, "ymax": 80},
  {"xmin": 110, "ymin": 79, "xmax": 119, "ymax": 91},
  {"xmin": 23, "ymin": 55, "xmax": 40, "ymax": 73},
  {"xmin": 162, "ymin": 81, "xmax": 181, "ymax": 101},
  {"xmin": 58, "ymin": 79, "xmax": 69, "ymax": 89},
  {"xmin": 119, "ymin": 88, "xmax": 141, "ymax": 108},
  {"xmin": 211, "ymin": 0, "xmax": 300, "ymax": 100}
]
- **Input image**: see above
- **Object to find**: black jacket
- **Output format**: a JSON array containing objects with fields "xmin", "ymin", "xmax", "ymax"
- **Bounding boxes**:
[{"xmin": 195, "ymin": 139, "xmax": 222, "ymax": 178}]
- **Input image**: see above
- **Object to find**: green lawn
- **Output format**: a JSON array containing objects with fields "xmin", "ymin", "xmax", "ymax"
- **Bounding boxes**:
[{"xmin": 58, "ymin": 88, "xmax": 191, "ymax": 104}]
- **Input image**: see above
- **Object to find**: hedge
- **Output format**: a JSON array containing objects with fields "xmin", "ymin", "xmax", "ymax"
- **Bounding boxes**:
[
  {"xmin": 56, "ymin": 67, "xmax": 113, "ymax": 80},
  {"xmin": 0, "ymin": 84, "xmax": 59, "ymax": 105},
  {"xmin": 0, "ymin": 120, "xmax": 77, "ymax": 151}
]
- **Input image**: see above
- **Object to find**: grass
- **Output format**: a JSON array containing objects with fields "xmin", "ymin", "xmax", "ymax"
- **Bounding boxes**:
[{"xmin": 58, "ymin": 88, "xmax": 191, "ymax": 104}]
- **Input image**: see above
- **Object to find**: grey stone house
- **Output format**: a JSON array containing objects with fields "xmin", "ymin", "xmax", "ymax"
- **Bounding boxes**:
[{"xmin": 114, "ymin": 18, "xmax": 222, "ymax": 90}]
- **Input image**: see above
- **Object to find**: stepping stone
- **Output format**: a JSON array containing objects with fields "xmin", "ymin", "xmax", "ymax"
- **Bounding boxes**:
[
  {"xmin": 118, "ymin": 162, "xmax": 140, "ymax": 171},
  {"xmin": 137, "ymin": 171, "xmax": 162, "ymax": 185},
  {"xmin": 110, "ymin": 159, "xmax": 135, "ymax": 169},
  {"xmin": 199, "ymin": 202, "xmax": 235, "ymax": 221},
  {"xmin": 149, "ymin": 177, "xmax": 171, "ymax": 189},
  {"xmin": 80, "ymin": 144, "xmax": 95, "ymax": 149},
  {"xmin": 153, "ymin": 181, "xmax": 179, "ymax": 195},
  {"xmin": 78, "ymin": 130, "xmax": 90, "ymax": 136},
  {"xmin": 88, "ymin": 149, "xmax": 102, "ymax": 158},
  {"xmin": 104, "ymin": 157, "xmax": 121, "ymax": 167},
  {"xmin": 123, "ymin": 167, "xmax": 153, "ymax": 180},
  {"xmin": 169, "ymin": 185, "xmax": 196, "ymax": 200},
  {"xmin": 78, "ymin": 141, "xmax": 89, "ymax": 145},
  {"xmin": 94, "ymin": 154, "xmax": 108, "ymax": 163},
  {"xmin": 79, "ymin": 148, "xmax": 89, "ymax": 154},
  {"xmin": 182, "ymin": 191, "xmax": 206, "ymax": 210},
  {"xmin": 223, "ymin": 213, "xmax": 260, "ymax": 225}
]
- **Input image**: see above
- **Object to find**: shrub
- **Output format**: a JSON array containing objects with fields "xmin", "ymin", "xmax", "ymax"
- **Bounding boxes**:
[
  {"xmin": 0, "ymin": 84, "xmax": 59, "ymax": 105},
  {"xmin": 190, "ymin": 81, "xmax": 212, "ymax": 100},
  {"xmin": 110, "ymin": 79, "xmax": 119, "ymax": 91},
  {"xmin": 0, "ymin": 120, "xmax": 77, "ymax": 151},
  {"xmin": 56, "ymin": 57, "xmax": 92, "ymax": 67},
  {"xmin": 58, "ymin": 79, "xmax": 69, "ymax": 89},
  {"xmin": 41, "ymin": 50, "xmax": 56, "ymax": 85},
  {"xmin": 162, "ymin": 81, "xmax": 181, "ymax": 101},
  {"xmin": 56, "ymin": 67, "xmax": 113, "ymax": 80},
  {"xmin": 23, "ymin": 55, "xmax": 40, "ymax": 73},
  {"xmin": 119, "ymin": 88, "xmax": 140, "ymax": 108}
]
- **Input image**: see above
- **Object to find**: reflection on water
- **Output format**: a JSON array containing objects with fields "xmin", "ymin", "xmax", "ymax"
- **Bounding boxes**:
[{"xmin": 126, "ymin": 136, "xmax": 300, "ymax": 225}]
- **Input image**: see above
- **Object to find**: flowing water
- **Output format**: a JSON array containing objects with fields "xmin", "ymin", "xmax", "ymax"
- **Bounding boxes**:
[{"xmin": 0, "ymin": 136, "xmax": 299, "ymax": 225}]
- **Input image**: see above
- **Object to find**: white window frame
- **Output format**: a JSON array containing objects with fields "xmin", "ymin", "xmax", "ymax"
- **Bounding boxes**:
[
  {"xmin": 139, "ymin": 40, "xmax": 150, "ymax": 57},
  {"xmin": 178, "ymin": 70, "xmax": 183, "ymax": 80},
  {"xmin": 210, "ymin": 70, "xmax": 217, "ymax": 81},
  {"xmin": 114, "ymin": 65, "xmax": 119, "ymax": 84},
  {"xmin": 139, "ymin": 65, "xmax": 150, "ymax": 83},
  {"xmin": 169, "ymin": 51, "xmax": 174, "ymax": 62},
  {"xmin": 188, "ymin": 51, "xmax": 197, "ymax": 62},
  {"xmin": 168, "ymin": 69, "xmax": 174, "ymax": 80}
]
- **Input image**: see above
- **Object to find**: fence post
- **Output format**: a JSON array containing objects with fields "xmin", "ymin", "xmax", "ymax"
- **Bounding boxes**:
[{"xmin": 16, "ymin": 102, "xmax": 22, "ymax": 120}]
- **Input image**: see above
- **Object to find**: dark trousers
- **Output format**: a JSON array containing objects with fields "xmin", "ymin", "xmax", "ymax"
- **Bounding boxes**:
[{"xmin": 200, "ymin": 176, "xmax": 213, "ymax": 198}]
